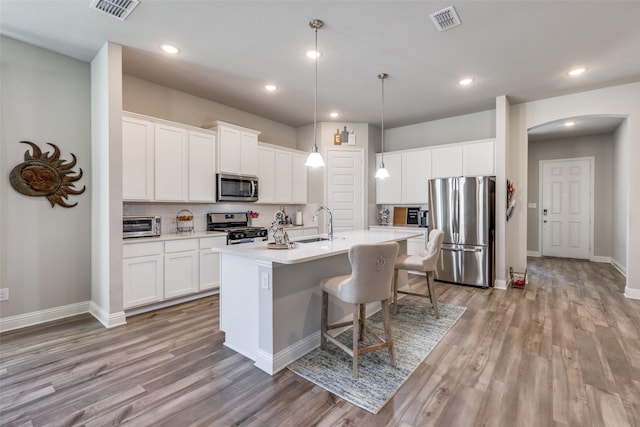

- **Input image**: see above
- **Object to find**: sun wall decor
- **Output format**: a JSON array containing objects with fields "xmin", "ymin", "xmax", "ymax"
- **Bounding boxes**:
[{"xmin": 9, "ymin": 141, "xmax": 86, "ymax": 208}]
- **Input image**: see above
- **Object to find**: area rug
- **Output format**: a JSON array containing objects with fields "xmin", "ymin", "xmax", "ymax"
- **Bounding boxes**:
[{"xmin": 287, "ymin": 300, "xmax": 466, "ymax": 414}]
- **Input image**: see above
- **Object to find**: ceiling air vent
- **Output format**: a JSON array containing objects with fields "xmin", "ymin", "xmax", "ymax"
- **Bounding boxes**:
[
  {"xmin": 430, "ymin": 6, "xmax": 461, "ymax": 32},
  {"xmin": 89, "ymin": 0, "xmax": 139, "ymax": 21}
]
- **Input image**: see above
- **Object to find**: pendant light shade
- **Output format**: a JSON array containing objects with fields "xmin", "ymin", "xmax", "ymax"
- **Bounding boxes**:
[
  {"xmin": 305, "ymin": 19, "xmax": 325, "ymax": 168},
  {"xmin": 375, "ymin": 73, "xmax": 389, "ymax": 179}
]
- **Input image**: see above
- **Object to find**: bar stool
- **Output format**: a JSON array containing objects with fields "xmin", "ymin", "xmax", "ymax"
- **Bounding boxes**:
[
  {"xmin": 320, "ymin": 242, "xmax": 399, "ymax": 379},
  {"xmin": 393, "ymin": 229, "xmax": 444, "ymax": 318}
]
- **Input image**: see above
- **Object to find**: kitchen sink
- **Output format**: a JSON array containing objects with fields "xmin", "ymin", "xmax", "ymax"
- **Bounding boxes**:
[{"xmin": 295, "ymin": 237, "xmax": 330, "ymax": 243}]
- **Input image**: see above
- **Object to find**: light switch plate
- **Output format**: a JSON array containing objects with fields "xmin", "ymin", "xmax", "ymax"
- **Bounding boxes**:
[{"xmin": 528, "ymin": 202, "xmax": 537, "ymax": 209}]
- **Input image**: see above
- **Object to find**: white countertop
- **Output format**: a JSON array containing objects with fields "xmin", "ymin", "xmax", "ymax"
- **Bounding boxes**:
[{"xmin": 216, "ymin": 229, "xmax": 423, "ymax": 264}]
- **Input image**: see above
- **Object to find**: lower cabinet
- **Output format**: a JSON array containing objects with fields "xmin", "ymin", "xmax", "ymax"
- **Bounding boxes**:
[
  {"xmin": 123, "ymin": 242, "xmax": 164, "ymax": 308},
  {"xmin": 123, "ymin": 235, "xmax": 226, "ymax": 310}
]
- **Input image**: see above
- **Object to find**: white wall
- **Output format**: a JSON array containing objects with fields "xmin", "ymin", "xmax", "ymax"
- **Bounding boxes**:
[
  {"xmin": 509, "ymin": 82, "xmax": 640, "ymax": 295},
  {"xmin": 123, "ymin": 75, "xmax": 297, "ymax": 148},
  {"xmin": 0, "ymin": 36, "xmax": 91, "ymax": 320},
  {"xmin": 612, "ymin": 121, "xmax": 629, "ymax": 273}
]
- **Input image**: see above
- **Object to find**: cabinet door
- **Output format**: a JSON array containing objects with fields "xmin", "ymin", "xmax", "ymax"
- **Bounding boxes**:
[
  {"xmin": 188, "ymin": 131, "xmax": 216, "ymax": 202},
  {"xmin": 432, "ymin": 145, "xmax": 463, "ymax": 178},
  {"xmin": 199, "ymin": 250, "xmax": 220, "ymax": 291},
  {"xmin": 122, "ymin": 116, "xmax": 154, "ymax": 201},
  {"xmin": 218, "ymin": 126, "xmax": 242, "ymax": 174},
  {"xmin": 402, "ymin": 149, "xmax": 431, "ymax": 204},
  {"xmin": 164, "ymin": 251, "xmax": 198, "ymax": 298},
  {"xmin": 257, "ymin": 145, "xmax": 276, "ymax": 203},
  {"xmin": 463, "ymin": 140, "xmax": 495, "ymax": 176},
  {"xmin": 375, "ymin": 152, "xmax": 402, "ymax": 204},
  {"xmin": 155, "ymin": 124, "xmax": 188, "ymax": 201},
  {"xmin": 275, "ymin": 150, "xmax": 293, "ymax": 202},
  {"xmin": 123, "ymin": 255, "xmax": 163, "ymax": 308},
  {"xmin": 241, "ymin": 132, "xmax": 259, "ymax": 175},
  {"xmin": 292, "ymin": 152, "xmax": 308, "ymax": 204}
]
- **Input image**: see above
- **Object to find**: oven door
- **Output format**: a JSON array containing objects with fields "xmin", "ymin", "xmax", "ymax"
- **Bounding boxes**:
[{"xmin": 217, "ymin": 173, "xmax": 259, "ymax": 202}]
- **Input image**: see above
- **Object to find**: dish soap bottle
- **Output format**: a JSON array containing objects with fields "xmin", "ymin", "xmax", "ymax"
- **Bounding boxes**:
[{"xmin": 333, "ymin": 129, "xmax": 342, "ymax": 145}]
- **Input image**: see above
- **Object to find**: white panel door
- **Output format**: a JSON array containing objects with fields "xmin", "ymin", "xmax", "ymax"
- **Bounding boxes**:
[
  {"xmin": 541, "ymin": 158, "xmax": 592, "ymax": 259},
  {"xmin": 432, "ymin": 145, "xmax": 463, "ymax": 178},
  {"xmin": 122, "ymin": 116, "xmax": 154, "ymax": 200},
  {"xmin": 257, "ymin": 145, "xmax": 276, "ymax": 203},
  {"xmin": 375, "ymin": 152, "xmax": 402, "ymax": 204},
  {"xmin": 188, "ymin": 130, "xmax": 216, "ymax": 202},
  {"xmin": 275, "ymin": 150, "xmax": 293, "ymax": 202},
  {"xmin": 327, "ymin": 149, "xmax": 364, "ymax": 232},
  {"xmin": 402, "ymin": 149, "xmax": 431, "ymax": 203},
  {"xmin": 155, "ymin": 124, "xmax": 188, "ymax": 201}
]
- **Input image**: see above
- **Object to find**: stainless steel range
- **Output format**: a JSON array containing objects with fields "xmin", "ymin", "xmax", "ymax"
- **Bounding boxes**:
[{"xmin": 206, "ymin": 212, "xmax": 269, "ymax": 245}]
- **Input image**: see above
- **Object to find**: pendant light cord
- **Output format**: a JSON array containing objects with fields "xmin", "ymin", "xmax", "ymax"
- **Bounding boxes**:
[
  {"xmin": 313, "ymin": 25, "xmax": 318, "ymax": 151},
  {"xmin": 378, "ymin": 73, "xmax": 388, "ymax": 164}
]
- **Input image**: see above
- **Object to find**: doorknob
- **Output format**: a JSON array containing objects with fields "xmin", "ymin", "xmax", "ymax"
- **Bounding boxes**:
[{"xmin": 543, "ymin": 220, "xmax": 548, "ymax": 223}]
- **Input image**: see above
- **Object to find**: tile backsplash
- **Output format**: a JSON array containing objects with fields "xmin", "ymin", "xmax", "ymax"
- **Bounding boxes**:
[{"xmin": 123, "ymin": 202, "xmax": 317, "ymax": 234}]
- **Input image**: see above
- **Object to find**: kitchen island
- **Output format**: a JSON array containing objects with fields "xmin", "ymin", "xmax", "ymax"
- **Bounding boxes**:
[{"xmin": 216, "ymin": 229, "xmax": 422, "ymax": 374}]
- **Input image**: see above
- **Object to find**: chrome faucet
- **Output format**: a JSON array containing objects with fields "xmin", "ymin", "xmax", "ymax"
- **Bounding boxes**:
[{"xmin": 313, "ymin": 206, "xmax": 333, "ymax": 240}]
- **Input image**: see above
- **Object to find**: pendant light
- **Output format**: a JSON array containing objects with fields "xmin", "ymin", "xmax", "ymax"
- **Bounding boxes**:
[
  {"xmin": 305, "ymin": 19, "xmax": 325, "ymax": 168},
  {"xmin": 375, "ymin": 73, "xmax": 390, "ymax": 179}
]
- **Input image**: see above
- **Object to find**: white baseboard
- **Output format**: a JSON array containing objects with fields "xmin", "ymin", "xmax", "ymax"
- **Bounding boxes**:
[
  {"xmin": 124, "ymin": 290, "xmax": 218, "ymax": 317},
  {"xmin": 89, "ymin": 301, "xmax": 127, "ymax": 329},
  {"xmin": 591, "ymin": 256, "xmax": 611, "ymax": 263},
  {"xmin": 527, "ymin": 251, "xmax": 541, "ymax": 257},
  {"xmin": 494, "ymin": 279, "xmax": 508, "ymax": 290},
  {"xmin": 611, "ymin": 258, "xmax": 627, "ymax": 277},
  {"xmin": 624, "ymin": 286, "xmax": 640, "ymax": 300},
  {"xmin": 0, "ymin": 301, "xmax": 90, "ymax": 333}
]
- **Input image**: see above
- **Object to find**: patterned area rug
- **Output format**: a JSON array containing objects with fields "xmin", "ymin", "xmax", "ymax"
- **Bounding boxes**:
[{"xmin": 288, "ymin": 300, "xmax": 466, "ymax": 414}]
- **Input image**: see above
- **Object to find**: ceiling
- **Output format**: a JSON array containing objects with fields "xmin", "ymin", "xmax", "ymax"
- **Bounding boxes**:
[{"xmin": 2, "ymin": 1, "xmax": 639, "ymax": 135}]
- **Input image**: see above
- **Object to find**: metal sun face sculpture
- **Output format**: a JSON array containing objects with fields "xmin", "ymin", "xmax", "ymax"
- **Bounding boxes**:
[{"xmin": 9, "ymin": 141, "xmax": 86, "ymax": 208}]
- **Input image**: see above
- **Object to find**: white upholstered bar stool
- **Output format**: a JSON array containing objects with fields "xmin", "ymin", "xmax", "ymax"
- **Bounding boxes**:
[
  {"xmin": 393, "ymin": 229, "xmax": 444, "ymax": 318},
  {"xmin": 320, "ymin": 242, "xmax": 400, "ymax": 379}
]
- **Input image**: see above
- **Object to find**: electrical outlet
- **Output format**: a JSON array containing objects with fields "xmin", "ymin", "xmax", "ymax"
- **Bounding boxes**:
[
  {"xmin": 0, "ymin": 288, "xmax": 8, "ymax": 301},
  {"xmin": 261, "ymin": 273, "xmax": 270, "ymax": 290}
]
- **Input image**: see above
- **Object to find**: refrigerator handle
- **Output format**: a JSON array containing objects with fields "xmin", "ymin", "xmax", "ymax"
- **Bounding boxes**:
[{"xmin": 462, "ymin": 247, "xmax": 482, "ymax": 252}]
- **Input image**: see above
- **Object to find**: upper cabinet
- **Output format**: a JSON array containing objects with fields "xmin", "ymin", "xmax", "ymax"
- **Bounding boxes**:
[
  {"xmin": 257, "ymin": 142, "xmax": 307, "ymax": 204},
  {"xmin": 463, "ymin": 139, "xmax": 495, "ymax": 176},
  {"xmin": 204, "ymin": 121, "xmax": 261, "ymax": 176},
  {"xmin": 376, "ymin": 139, "xmax": 495, "ymax": 204},
  {"xmin": 122, "ymin": 112, "xmax": 216, "ymax": 203}
]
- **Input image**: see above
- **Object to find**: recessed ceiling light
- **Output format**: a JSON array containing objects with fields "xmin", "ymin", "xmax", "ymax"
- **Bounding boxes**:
[
  {"xmin": 306, "ymin": 50, "xmax": 321, "ymax": 59},
  {"xmin": 564, "ymin": 121, "xmax": 576, "ymax": 127},
  {"xmin": 568, "ymin": 67, "xmax": 587, "ymax": 77},
  {"xmin": 459, "ymin": 78, "xmax": 474, "ymax": 86},
  {"xmin": 264, "ymin": 84, "xmax": 278, "ymax": 92},
  {"xmin": 329, "ymin": 112, "xmax": 339, "ymax": 118},
  {"xmin": 160, "ymin": 44, "xmax": 180, "ymax": 54}
]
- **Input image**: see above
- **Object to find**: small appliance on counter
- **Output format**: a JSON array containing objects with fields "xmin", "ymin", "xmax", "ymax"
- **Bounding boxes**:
[
  {"xmin": 393, "ymin": 206, "xmax": 420, "ymax": 227},
  {"xmin": 419, "ymin": 210, "xmax": 429, "ymax": 228},
  {"xmin": 123, "ymin": 216, "xmax": 161, "ymax": 239}
]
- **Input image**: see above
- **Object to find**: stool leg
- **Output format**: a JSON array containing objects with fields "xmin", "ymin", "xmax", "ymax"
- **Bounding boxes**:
[
  {"xmin": 381, "ymin": 299, "xmax": 396, "ymax": 367},
  {"xmin": 359, "ymin": 303, "xmax": 366, "ymax": 341},
  {"xmin": 352, "ymin": 304, "xmax": 359, "ymax": 379},
  {"xmin": 393, "ymin": 268, "xmax": 399, "ymax": 315},
  {"xmin": 427, "ymin": 272, "xmax": 439, "ymax": 319},
  {"xmin": 321, "ymin": 291, "xmax": 328, "ymax": 349}
]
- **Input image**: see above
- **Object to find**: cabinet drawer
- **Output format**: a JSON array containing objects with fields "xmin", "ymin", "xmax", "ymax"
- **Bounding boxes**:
[
  {"xmin": 200, "ymin": 236, "xmax": 227, "ymax": 250},
  {"xmin": 164, "ymin": 239, "xmax": 198, "ymax": 253},
  {"xmin": 123, "ymin": 241, "xmax": 163, "ymax": 258}
]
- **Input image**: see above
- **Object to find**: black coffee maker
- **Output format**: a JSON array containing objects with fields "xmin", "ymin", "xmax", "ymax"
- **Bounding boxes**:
[{"xmin": 419, "ymin": 210, "xmax": 428, "ymax": 228}]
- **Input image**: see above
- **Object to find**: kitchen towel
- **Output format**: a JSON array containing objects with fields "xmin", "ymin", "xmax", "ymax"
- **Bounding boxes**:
[{"xmin": 295, "ymin": 211, "xmax": 303, "ymax": 225}]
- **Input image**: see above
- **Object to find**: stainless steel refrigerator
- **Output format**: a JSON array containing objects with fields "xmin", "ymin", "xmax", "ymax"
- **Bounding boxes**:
[{"xmin": 429, "ymin": 176, "xmax": 495, "ymax": 288}]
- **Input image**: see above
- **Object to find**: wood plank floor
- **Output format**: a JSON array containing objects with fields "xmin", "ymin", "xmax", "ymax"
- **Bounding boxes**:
[{"xmin": 1, "ymin": 257, "xmax": 638, "ymax": 426}]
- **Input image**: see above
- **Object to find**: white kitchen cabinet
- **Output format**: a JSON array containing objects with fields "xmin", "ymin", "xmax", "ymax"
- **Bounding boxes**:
[
  {"xmin": 402, "ymin": 148, "xmax": 431, "ymax": 204},
  {"xmin": 275, "ymin": 150, "xmax": 293, "ymax": 202},
  {"xmin": 205, "ymin": 121, "xmax": 261, "ymax": 176},
  {"xmin": 257, "ymin": 145, "xmax": 276, "ymax": 203},
  {"xmin": 199, "ymin": 236, "xmax": 226, "ymax": 291},
  {"xmin": 431, "ymin": 145, "xmax": 463, "ymax": 178},
  {"xmin": 122, "ymin": 115, "xmax": 154, "ymax": 201},
  {"xmin": 463, "ymin": 139, "xmax": 495, "ymax": 176},
  {"xmin": 123, "ymin": 242, "xmax": 164, "ymax": 309},
  {"xmin": 375, "ymin": 152, "xmax": 402, "ymax": 204},
  {"xmin": 257, "ymin": 142, "xmax": 307, "ymax": 205},
  {"xmin": 164, "ymin": 239, "xmax": 198, "ymax": 299},
  {"xmin": 188, "ymin": 131, "xmax": 216, "ymax": 202},
  {"xmin": 292, "ymin": 152, "xmax": 308, "ymax": 204},
  {"xmin": 154, "ymin": 123, "xmax": 189, "ymax": 201}
]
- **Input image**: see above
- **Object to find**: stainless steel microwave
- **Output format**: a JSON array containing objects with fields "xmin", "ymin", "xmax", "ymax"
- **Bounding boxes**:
[
  {"xmin": 217, "ymin": 173, "xmax": 259, "ymax": 202},
  {"xmin": 123, "ymin": 216, "xmax": 161, "ymax": 239}
]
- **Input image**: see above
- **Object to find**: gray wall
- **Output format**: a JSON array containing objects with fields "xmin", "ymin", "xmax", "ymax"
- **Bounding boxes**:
[
  {"xmin": 527, "ymin": 133, "xmax": 614, "ymax": 256},
  {"xmin": 1, "ymin": 36, "xmax": 92, "ymax": 318},
  {"xmin": 123, "ymin": 75, "xmax": 298, "ymax": 148},
  {"xmin": 385, "ymin": 109, "xmax": 496, "ymax": 150}
]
